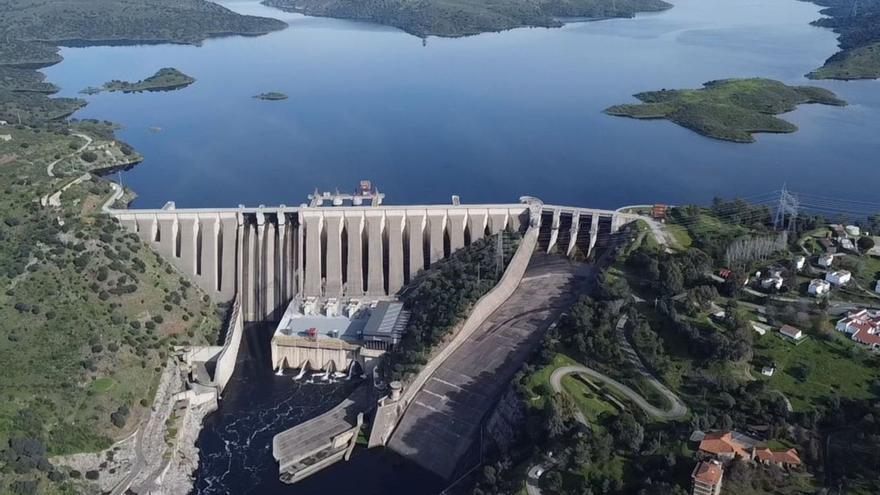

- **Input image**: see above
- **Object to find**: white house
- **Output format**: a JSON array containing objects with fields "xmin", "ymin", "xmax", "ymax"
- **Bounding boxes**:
[
  {"xmin": 0, "ymin": 120, "xmax": 7, "ymax": 126},
  {"xmin": 0, "ymin": 134, "xmax": 11, "ymax": 142},
  {"xmin": 761, "ymin": 276, "xmax": 784, "ymax": 291},
  {"xmin": 751, "ymin": 321, "xmax": 770, "ymax": 336},
  {"xmin": 826, "ymin": 270, "xmax": 852, "ymax": 286},
  {"xmin": 840, "ymin": 238, "xmax": 856, "ymax": 251},
  {"xmin": 835, "ymin": 309, "xmax": 880, "ymax": 349},
  {"xmin": 761, "ymin": 366, "xmax": 776, "ymax": 377},
  {"xmin": 845, "ymin": 225, "xmax": 861, "ymax": 237},
  {"xmin": 818, "ymin": 253, "xmax": 835, "ymax": 267},
  {"xmin": 875, "ymin": 280, "xmax": 880, "ymax": 294},
  {"xmin": 808, "ymin": 279, "xmax": 831, "ymax": 296},
  {"xmin": 794, "ymin": 256, "xmax": 806, "ymax": 271},
  {"xmin": 780, "ymin": 325, "xmax": 804, "ymax": 341}
]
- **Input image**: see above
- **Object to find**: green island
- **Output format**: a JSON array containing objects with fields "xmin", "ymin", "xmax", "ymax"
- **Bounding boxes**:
[
  {"xmin": 804, "ymin": 0, "xmax": 880, "ymax": 80},
  {"xmin": 102, "ymin": 68, "xmax": 196, "ymax": 93},
  {"xmin": 0, "ymin": 0, "xmax": 285, "ymax": 125},
  {"xmin": 253, "ymin": 91, "xmax": 289, "ymax": 101},
  {"xmin": 604, "ymin": 78, "xmax": 846, "ymax": 143},
  {"xmin": 262, "ymin": 0, "xmax": 672, "ymax": 38}
]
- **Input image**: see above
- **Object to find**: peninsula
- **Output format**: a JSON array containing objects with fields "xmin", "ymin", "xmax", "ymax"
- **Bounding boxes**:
[
  {"xmin": 102, "ymin": 68, "xmax": 195, "ymax": 93},
  {"xmin": 805, "ymin": 0, "xmax": 880, "ymax": 80},
  {"xmin": 604, "ymin": 78, "xmax": 846, "ymax": 143},
  {"xmin": 0, "ymin": 0, "xmax": 285, "ymax": 125},
  {"xmin": 262, "ymin": 0, "xmax": 672, "ymax": 38},
  {"xmin": 254, "ymin": 91, "xmax": 289, "ymax": 100}
]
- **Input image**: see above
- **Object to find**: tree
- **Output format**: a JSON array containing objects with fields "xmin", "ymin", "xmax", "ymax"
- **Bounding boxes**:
[
  {"xmin": 613, "ymin": 413, "xmax": 644, "ymax": 452},
  {"xmin": 544, "ymin": 471, "xmax": 563, "ymax": 492},
  {"xmin": 857, "ymin": 236, "xmax": 875, "ymax": 252},
  {"xmin": 81, "ymin": 150, "xmax": 98, "ymax": 163}
]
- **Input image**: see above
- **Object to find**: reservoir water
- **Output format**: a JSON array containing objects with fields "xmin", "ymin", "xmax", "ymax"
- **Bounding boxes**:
[{"xmin": 43, "ymin": 0, "xmax": 880, "ymax": 211}]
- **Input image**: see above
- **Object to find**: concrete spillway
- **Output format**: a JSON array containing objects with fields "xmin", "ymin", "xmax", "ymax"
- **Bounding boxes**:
[
  {"xmin": 386, "ymin": 254, "xmax": 590, "ymax": 478},
  {"xmin": 109, "ymin": 200, "xmax": 634, "ymax": 323}
]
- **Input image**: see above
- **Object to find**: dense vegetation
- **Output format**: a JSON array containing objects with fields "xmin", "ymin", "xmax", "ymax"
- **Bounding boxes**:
[
  {"xmin": 805, "ymin": 0, "xmax": 880, "ymax": 79},
  {"xmin": 263, "ymin": 0, "xmax": 671, "ymax": 38},
  {"xmin": 103, "ymin": 67, "xmax": 196, "ymax": 93},
  {"xmin": 0, "ymin": 0, "xmax": 285, "ymax": 58},
  {"xmin": 604, "ymin": 78, "xmax": 846, "ymax": 143},
  {"xmin": 0, "ymin": 115, "xmax": 220, "ymax": 495},
  {"xmin": 385, "ymin": 231, "xmax": 520, "ymax": 381},
  {"xmin": 469, "ymin": 201, "xmax": 880, "ymax": 495}
]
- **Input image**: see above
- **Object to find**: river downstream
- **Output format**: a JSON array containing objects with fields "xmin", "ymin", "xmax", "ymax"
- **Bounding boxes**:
[{"xmin": 193, "ymin": 323, "xmax": 444, "ymax": 494}]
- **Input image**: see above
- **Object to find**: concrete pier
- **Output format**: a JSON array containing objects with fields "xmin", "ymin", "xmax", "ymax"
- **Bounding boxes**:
[{"xmin": 273, "ymin": 387, "xmax": 369, "ymax": 484}]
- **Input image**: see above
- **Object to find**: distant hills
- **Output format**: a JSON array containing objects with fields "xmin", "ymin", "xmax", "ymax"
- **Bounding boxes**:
[{"xmin": 262, "ymin": 0, "xmax": 672, "ymax": 38}]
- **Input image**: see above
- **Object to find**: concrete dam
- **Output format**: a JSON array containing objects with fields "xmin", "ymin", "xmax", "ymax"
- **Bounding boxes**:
[
  {"xmin": 108, "ymin": 194, "xmax": 638, "ymax": 481},
  {"xmin": 108, "ymin": 198, "xmax": 635, "ymax": 323}
]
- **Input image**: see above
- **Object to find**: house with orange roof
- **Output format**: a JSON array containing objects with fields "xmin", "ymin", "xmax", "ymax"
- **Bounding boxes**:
[
  {"xmin": 697, "ymin": 432, "xmax": 750, "ymax": 462},
  {"xmin": 691, "ymin": 460, "xmax": 723, "ymax": 495},
  {"xmin": 753, "ymin": 448, "xmax": 802, "ymax": 468}
]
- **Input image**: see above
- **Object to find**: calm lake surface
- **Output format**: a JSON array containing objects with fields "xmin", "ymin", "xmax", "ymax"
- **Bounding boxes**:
[{"xmin": 43, "ymin": 0, "xmax": 880, "ymax": 210}]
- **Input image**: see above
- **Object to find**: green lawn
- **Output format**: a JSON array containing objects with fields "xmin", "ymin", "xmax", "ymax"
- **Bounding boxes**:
[
  {"xmin": 560, "ymin": 375, "xmax": 619, "ymax": 430},
  {"xmin": 753, "ymin": 331, "xmax": 880, "ymax": 411}
]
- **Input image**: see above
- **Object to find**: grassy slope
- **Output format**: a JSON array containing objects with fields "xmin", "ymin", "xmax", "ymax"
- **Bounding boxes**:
[
  {"xmin": 753, "ymin": 331, "xmax": 880, "ymax": 411},
  {"xmin": 604, "ymin": 78, "xmax": 846, "ymax": 143},
  {"xmin": 263, "ymin": 0, "xmax": 671, "ymax": 38},
  {"xmin": 0, "ymin": 125, "xmax": 221, "ymax": 492}
]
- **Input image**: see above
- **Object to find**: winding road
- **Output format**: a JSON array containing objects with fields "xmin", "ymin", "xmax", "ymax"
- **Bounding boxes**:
[
  {"xmin": 47, "ymin": 132, "xmax": 91, "ymax": 177},
  {"xmin": 549, "ymin": 365, "xmax": 688, "ymax": 421}
]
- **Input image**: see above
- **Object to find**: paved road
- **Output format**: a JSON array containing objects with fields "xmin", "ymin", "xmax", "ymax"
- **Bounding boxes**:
[
  {"xmin": 388, "ymin": 254, "xmax": 593, "ymax": 479},
  {"xmin": 110, "ymin": 427, "xmax": 145, "ymax": 495},
  {"xmin": 550, "ymin": 365, "xmax": 688, "ymax": 421},
  {"xmin": 526, "ymin": 463, "xmax": 549, "ymax": 495},
  {"xmin": 47, "ymin": 132, "xmax": 91, "ymax": 177}
]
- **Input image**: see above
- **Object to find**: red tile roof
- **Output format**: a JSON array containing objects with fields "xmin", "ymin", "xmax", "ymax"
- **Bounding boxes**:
[
  {"xmin": 754, "ymin": 448, "xmax": 802, "ymax": 466},
  {"xmin": 780, "ymin": 325, "xmax": 802, "ymax": 339},
  {"xmin": 853, "ymin": 329, "xmax": 880, "ymax": 347},
  {"xmin": 692, "ymin": 461, "xmax": 723, "ymax": 485},
  {"xmin": 698, "ymin": 432, "xmax": 750, "ymax": 459}
]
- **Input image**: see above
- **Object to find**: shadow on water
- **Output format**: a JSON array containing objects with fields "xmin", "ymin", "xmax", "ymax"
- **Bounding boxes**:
[{"xmin": 192, "ymin": 322, "xmax": 444, "ymax": 495}]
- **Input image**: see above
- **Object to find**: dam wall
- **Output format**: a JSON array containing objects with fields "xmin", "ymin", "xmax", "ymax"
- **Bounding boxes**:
[
  {"xmin": 212, "ymin": 298, "xmax": 243, "ymax": 393},
  {"xmin": 109, "ymin": 201, "xmax": 636, "ymax": 323}
]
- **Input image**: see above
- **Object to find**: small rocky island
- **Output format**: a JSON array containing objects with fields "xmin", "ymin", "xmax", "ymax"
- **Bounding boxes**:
[
  {"xmin": 604, "ymin": 78, "xmax": 846, "ymax": 143},
  {"xmin": 102, "ymin": 68, "xmax": 196, "ymax": 93},
  {"xmin": 254, "ymin": 92, "xmax": 288, "ymax": 100}
]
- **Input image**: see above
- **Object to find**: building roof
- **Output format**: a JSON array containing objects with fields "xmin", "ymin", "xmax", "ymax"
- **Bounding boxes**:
[
  {"xmin": 753, "ymin": 448, "xmax": 802, "ymax": 466},
  {"xmin": 698, "ymin": 432, "xmax": 750, "ymax": 459},
  {"xmin": 853, "ymin": 329, "xmax": 880, "ymax": 347},
  {"xmin": 780, "ymin": 325, "xmax": 802, "ymax": 339},
  {"xmin": 692, "ymin": 460, "xmax": 723, "ymax": 485},
  {"xmin": 362, "ymin": 301, "xmax": 409, "ymax": 342}
]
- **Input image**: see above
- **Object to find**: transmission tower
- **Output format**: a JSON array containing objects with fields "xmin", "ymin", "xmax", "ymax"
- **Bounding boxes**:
[{"xmin": 773, "ymin": 185, "xmax": 799, "ymax": 235}]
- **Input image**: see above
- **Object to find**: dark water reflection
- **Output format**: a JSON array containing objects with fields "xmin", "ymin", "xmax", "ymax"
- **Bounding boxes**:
[{"xmin": 192, "ymin": 324, "xmax": 443, "ymax": 495}]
